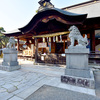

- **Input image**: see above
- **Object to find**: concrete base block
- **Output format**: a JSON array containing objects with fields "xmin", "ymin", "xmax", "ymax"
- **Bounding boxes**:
[
  {"xmin": 2, "ymin": 61, "xmax": 18, "ymax": 66},
  {"xmin": 0, "ymin": 65, "xmax": 21, "ymax": 72},
  {"xmin": 61, "ymin": 70, "xmax": 95, "ymax": 89},
  {"xmin": 65, "ymin": 68, "xmax": 91, "ymax": 78}
]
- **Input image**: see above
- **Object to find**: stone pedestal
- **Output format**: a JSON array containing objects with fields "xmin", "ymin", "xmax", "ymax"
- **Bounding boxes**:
[
  {"xmin": 0, "ymin": 48, "xmax": 21, "ymax": 71},
  {"xmin": 65, "ymin": 48, "xmax": 90, "ymax": 78},
  {"xmin": 61, "ymin": 47, "xmax": 95, "ymax": 89}
]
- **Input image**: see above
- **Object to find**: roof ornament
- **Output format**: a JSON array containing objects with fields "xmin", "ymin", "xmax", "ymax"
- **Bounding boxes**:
[{"xmin": 38, "ymin": 0, "xmax": 54, "ymax": 12}]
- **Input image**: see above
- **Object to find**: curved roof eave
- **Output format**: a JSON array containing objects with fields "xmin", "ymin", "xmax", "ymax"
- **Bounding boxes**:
[
  {"xmin": 2, "ymin": 29, "xmax": 22, "ymax": 37},
  {"xmin": 19, "ymin": 8, "xmax": 87, "ymax": 33},
  {"xmin": 38, "ymin": 8, "xmax": 86, "ymax": 16}
]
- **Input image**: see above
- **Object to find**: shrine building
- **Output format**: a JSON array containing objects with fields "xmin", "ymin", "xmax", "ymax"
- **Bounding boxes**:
[{"xmin": 3, "ymin": 0, "xmax": 100, "ymax": 64}]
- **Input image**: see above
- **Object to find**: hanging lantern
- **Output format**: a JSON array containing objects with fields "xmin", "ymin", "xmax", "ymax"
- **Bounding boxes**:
[
  {"xmin": 53, "ymin": 36, "xmax": 55, "ymax": 42},
  {"xmin": 60, "ymin": 35, "xmax": 62, "ymax": 42},
  {"xmin": 43, "ymin": 37, "xmax": 45, "ymax": 43},
  {"xmin": 56, "ymin": 36, "xmax": 58, "ymax": 42},
  {"xmin": 49, "ymin": 37, "xmax": 51, "ymax": 42}
]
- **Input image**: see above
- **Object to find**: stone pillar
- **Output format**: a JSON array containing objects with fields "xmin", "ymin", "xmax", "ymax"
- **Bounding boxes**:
[
  {"xmin": 35, "ymin": 38, "xmax": 38, "ymax": 63},
  {"xmin": 17, "ymin": 38, "xmax": 20, "ymax": 51}
]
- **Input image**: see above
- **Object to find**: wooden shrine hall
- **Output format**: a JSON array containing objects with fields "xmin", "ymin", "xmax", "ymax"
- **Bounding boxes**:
[{"xmin": 3, "ymin": 0, "xmax": 100, "ymax": 64}]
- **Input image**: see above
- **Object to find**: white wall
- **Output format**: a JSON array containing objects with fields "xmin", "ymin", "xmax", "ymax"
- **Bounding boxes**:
[{"xmin": 65, "ymin": 1, "xmax": 100, "ymax": 18}]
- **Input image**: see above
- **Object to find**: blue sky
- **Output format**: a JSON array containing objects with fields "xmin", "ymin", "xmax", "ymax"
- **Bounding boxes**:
[{"xmin": 0, "ymin": 0, "xmax": 88, "ymax": 31}]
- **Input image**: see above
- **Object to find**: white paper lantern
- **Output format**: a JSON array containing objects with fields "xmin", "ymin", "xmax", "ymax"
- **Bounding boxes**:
[
  {"xmin": 56, "ymin": 36, "xmax": 58, "ymax": 42},
  {"xmin": 49, "ymin": 37, "xmax": 51, "ymax": 42},
  {"xmin": 53, "ymin": 36, "xmax": 55, "ymax": 42},
  {"xmin": 43, "ymin": 37, "xmax": 45, "ymax": 43},
  {"xmin": 47, "ymin": 37, "xmax": 48, "ymax": 43},
  {"xmin": 60, "ymin": 35, "xmax": 62, "ymax": 42}
]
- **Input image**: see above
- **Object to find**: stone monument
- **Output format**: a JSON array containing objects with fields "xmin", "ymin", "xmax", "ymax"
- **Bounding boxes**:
[
  {"xmin": 61, "ymin": 25, "xmax": 95, "ymax": 89},
  {"xmin": 0, "ymin": 37, "xmax": 21, "ymax": 71}
]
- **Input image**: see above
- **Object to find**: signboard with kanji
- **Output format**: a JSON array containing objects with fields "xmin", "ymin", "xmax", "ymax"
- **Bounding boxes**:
[
  {"xmin": 38, "ymin": 43, "xmax": 47, "ymax": 48},
  {"xmin": 23, "ymin": 50, "xmax": 33, "ymax": 56}
]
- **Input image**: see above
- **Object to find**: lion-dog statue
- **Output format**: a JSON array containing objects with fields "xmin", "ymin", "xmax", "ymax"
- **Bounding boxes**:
[
  {"xmin": 6, "ymin": 37, "xmax": 15, "ymax": 49},
  {"xmin": 68, "ymin": 25, "xmax": 88, "ymax": 47}
]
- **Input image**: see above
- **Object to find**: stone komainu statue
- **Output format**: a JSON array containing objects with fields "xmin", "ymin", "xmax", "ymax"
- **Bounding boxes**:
[
  {"xmin": 68, "ymin": 25, "xmax": 88, "ymax": 47},
  {"xmin": 6, "ymin": 37, "xmax": 15, "ymax": 49}
]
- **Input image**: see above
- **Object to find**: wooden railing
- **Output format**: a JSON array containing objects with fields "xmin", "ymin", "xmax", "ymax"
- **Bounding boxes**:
[
  {"xmin": 37, "ymin": 52, "xmax": 100, "ymax": 65},
  {"xmin": 18, "ymin": 51, "xmax": 100, "ymax": 65},
  {"xmin": 89, "ymin": 51, "xmax": 100, "ymax": 64},
  {"xmin": 37, "ymin": 53, "xmax": 66, "ymax": 65}
]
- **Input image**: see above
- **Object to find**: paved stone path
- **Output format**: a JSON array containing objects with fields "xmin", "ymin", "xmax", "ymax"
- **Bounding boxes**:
[
  {"xmin": 0, "ymin": 59, "xmax": 99, "ymax": 100},
  {"xmin": 0, "ymin": 59, "xmax": 65, "ymax": 100},
  {"xmin": 25, "ymin": 85, "xmax": 100, "ymax": 100}
]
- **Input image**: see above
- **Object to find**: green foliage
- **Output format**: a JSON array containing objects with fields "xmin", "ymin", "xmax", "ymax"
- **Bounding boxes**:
[
  {"xmin": 0, "ymin": 27, "xmax": 9, "ymax": 48},
  {"xmin": 0, "ymin": 27, "xmax": 5, "ymax": 33}
]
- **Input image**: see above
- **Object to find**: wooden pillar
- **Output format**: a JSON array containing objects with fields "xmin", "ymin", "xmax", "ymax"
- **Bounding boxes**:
[
  {"xmin": 64, "ymin": 40, "xmax": 65, "ymax": 53},
  {"xmin": 17, "ymin": 38, "xmax": 20, "ymax": 51},
  {"xmin": 35, "ymin": 38, "xmax": 38, "ymax": 63},
  {"xmin": 91, "ymin": 30, "xmax": 95, "ymax": 51}
]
